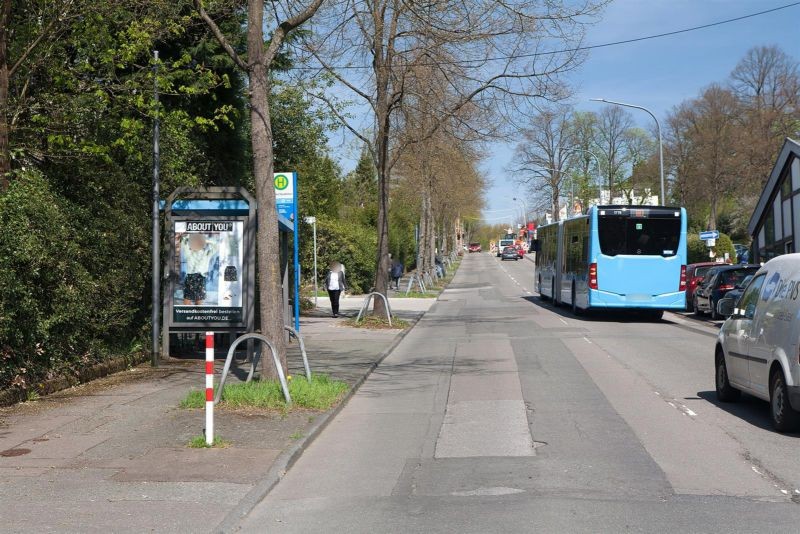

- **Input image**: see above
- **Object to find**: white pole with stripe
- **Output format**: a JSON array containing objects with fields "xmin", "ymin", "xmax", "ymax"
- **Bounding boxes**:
[{"xmin": 205, "ymin": 331, "xmax": 214, "ymax": 446}]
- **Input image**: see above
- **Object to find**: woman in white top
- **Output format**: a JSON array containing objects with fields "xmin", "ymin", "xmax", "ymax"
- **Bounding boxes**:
[
  {"xmin": 325, "ymin": 261, "xmax": 347, "ymax": 318},
  {"xmin": 181, "ymin": 233, "xmax": 218, "ymax": 305}
]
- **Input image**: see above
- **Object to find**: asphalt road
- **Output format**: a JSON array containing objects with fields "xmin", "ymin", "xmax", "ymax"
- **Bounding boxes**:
[{"xmin": 238, "ymin": 253, "xmax": 800, "ymax": 533}]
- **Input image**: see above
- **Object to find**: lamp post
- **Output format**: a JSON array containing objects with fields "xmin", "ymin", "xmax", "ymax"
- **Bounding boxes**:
[
  {"xmin": 304, "ymin": 216, "xmax": 318, "ymax": 308},
  {"xmin": 512, "ymin": 196, "xmax": 529, "ymax": 233},
  {"xmin": 590, "ymin": 98, "xmax": 665, "ymax": 205}
]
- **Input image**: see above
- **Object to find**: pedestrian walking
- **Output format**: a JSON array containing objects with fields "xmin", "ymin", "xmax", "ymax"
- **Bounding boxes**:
[
  {"xmin": 391, "ymin": 258, "xmax": 404, "ymax": 290},
  {"xmin": 325, "ymin": 261, "xmax": 347, "ymax": 318}
]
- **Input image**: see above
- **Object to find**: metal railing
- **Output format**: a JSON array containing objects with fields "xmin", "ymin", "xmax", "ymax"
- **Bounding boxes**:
[
  {"xmin": 355, "ymin": 292, "xmax": 393, "ymax": 326},
  {"xmin": 216, "ymin": 333, "xmax": 291, "ymax": 405}
]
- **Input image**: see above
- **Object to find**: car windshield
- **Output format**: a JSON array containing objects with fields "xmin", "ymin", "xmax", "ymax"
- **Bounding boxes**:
[
  {"xmin": 694, "ymin": 266, "xmax": 714, "ymax": 278},
  {"xmin": 719, "ymin": 269, "xmax": 757, "ymax": 287},
  {"xmin": 503, "ymin": 247, "xmax": 515, "ymax": 252},
  {"xmin": 736, "ymin": 274, "xmax": 753, "ymax": 289},
  {"xmin": 598, "ymin": 214, "xmax": 680, "ymax": 256}
]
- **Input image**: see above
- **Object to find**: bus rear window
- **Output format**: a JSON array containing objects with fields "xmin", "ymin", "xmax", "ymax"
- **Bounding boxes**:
[{"xmin": 598, "ymin": 216, "xmax": 680, "ymax": 256}]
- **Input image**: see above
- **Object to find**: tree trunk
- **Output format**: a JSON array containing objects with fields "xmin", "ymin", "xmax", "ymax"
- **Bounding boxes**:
[
  {"xmin": 247, "ymin": 0, "xmax": 285, "ymax": 377},
  {"xmin": 0, "ymin": 0, "xmax": 11, "ymax": 190},
  {"xmin": 372, "ymin": 92, "xmax": 391, "ymax": 317}
]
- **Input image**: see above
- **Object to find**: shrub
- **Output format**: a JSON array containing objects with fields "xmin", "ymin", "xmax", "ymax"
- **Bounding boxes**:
[
  {"xmin": 687, "ymin": 232, "xmax": 736, "ymax": 264},
  {"xmin": 299, "ymin": 215, "xmax": 376, "ymax": 294},
  {"xmin": 0, "ymin": 172, "xmax": 95, "ymax": 389}
]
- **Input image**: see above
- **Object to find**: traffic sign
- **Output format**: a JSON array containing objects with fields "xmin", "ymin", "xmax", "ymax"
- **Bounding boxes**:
[
  {"xmin": 699, "ymin": 230, "xmax": 719, "ymax": 240},
  {"xmin": 274, "ymin": 172, "xmax": 296, "ymax": 221}
]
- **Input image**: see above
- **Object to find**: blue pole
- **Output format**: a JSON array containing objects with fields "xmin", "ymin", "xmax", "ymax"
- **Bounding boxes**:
[{"xmin": 293, "ymin": 172, "xmax": 301, "ymax": 331}]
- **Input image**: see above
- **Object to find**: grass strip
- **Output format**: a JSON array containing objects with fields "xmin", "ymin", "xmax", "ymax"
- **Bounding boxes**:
[
  {"xmin": 180, "ymin": 374, "xmax": 348, "ymax": 411},
  {"xmin": 344, "ymin": 315, "xmax": 410, "ymax": 329}
]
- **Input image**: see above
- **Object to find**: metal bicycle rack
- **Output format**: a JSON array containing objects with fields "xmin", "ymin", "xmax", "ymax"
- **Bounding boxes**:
[
  {"xmin": 215, "ymin": 333, "xmax": 292, "ymax": 405},
  {"xmin": 405, "ymin": 273, "xmax": 426, "ymax": 295},
  {"xmin": 355, "ymin": 292, "xmax": 393, "ymax": 326},
  {"xmin": 284, "ymin": 325, "xmax": 311, "ymax": 381}
]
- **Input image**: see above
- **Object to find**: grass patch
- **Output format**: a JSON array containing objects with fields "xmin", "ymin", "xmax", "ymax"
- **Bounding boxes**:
[
  {"xmin": 344, "ymin": 315, "xmax": 410, "ymax": 329},
  {"xmin": 400, "ymin": 291, "xmax": 439, "ymax": 298},
  {"xmin": 289, "ymin": 431, "xmax": 304, "ymax": 440},
  {"xmin": 187, "ymin": 435, "xmax": 230, "ymax": 448},
  {"xmin": 180, "ymin": 374, "xmax": 349, "ymax": 412}
]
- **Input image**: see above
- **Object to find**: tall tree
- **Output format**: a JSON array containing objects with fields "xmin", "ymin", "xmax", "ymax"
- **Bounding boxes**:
[
  {"xmin": 194, "ymin": 0, "xmax": 324, "ymax": 376},
  {"xmin": 306, "ymin": 0, "xmax": 604, "ymax": 316},
  {"xmin": 595, "ymin": 105, "xmax": 634, "ymax": 201},
  {"xmin": 511, "ymin": 106, "xmax": 574, "ymax": 221}
]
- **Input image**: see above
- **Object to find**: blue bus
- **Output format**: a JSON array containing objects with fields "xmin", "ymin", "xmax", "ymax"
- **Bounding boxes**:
[{"xmin": 534, "ymin": 205, "xmax": 688, "ymax": 317}]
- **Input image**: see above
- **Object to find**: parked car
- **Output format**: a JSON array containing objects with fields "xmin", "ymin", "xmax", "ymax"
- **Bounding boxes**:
[
  {"xmin": 516, "ymin": 245, "xmax": 525, "ymax": 258},
  {"xmin": 715, "ymin": 253, "xmax": 800, "ymax": 431},
  {"xmin": 496, "ymin": 238, "xmax": 515, "ymax": 257},
  {"xmin": 500, "ymin": 246, "xmax": 519, "ymax": 261},
  {"xmin": 717, "ymin": 274, "xmax": 753, "ymax": 317},
  {"xmin": 685, "ymin": 262, "xmax": 720, "ymax": 310},
  {"xmin": 468, "ymin": 242, "xmax": 482, "ymax": 253},
  {"xmin": 694, "ymin": 265, "xmax": 759, "ymax": 319}
]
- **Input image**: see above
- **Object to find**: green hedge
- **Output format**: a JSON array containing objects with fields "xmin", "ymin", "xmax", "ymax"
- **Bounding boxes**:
[
  {"xmin": 0, "ymin": 171, "xmax": 146, "ymax": 391},
  {"xmin": 299, "ymin": 215, "xmax": 377, "ymax": 294},
  {"xmin": 687, "ymin": 232, "xmax": 736, "ymax": 264}
]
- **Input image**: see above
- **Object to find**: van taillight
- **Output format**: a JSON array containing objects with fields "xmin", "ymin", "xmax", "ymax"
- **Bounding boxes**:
[
  {"xmin": 679, "ymin": 265, "xmax": 687, "ymax": 291},
  {"xmin": 589, "ymin": 263, "xmax": 598, "ymax": 290}
]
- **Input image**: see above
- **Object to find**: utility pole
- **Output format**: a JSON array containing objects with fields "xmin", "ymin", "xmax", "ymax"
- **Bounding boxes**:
[
  {"xmin": 151, "ymin": 50, "xmax": 161, "ymax": 367},
  {"xmin": 304, "ymin": 216, "xmax": 318, "ymax": 308}
]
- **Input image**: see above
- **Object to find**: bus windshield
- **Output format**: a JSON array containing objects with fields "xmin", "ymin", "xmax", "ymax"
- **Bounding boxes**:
[{"xmin": 598, "ymin": 214, "xmax": 680, "ymax": 257}]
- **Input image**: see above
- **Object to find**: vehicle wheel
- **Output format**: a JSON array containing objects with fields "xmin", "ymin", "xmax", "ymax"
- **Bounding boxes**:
[
  {"xmin": 693, "ymin": 296, "xmax": 705, "ymax": 316},
  {"xmin": 571, "ymin": 284, "xmax": 582, "ymax": 316},
  {"xmin": 645, "ymin": 310, "xmax": 663, "ymax": 321},
  {"xmin": 770, "ymin": 369, "xmax": 799, "ymax": 432},
  {"xmin": 715, "ymin": 349, "xmax": 740, "ymax": 402}
]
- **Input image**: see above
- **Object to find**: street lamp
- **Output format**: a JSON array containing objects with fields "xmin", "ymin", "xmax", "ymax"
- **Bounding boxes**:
[
  {"xmin": 590, "ymin": 98, "xmax": 665, "ymax": 206},
  {"xmin": 512, "ymin": 197, "xmax": 528, "ymax": 229},
  {"xmin": 303, "ymin": 216, "xmax": 318, "ymax": 308}
]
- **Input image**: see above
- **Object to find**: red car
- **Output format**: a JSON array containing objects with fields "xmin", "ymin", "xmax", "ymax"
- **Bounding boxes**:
[
  {"xmin": 516, "ymin": 245, "xmax": 525, "ymax": 258},
  {"xmin": 685, "ymin": 262, "xmax": 720, "ymax": 310},
  {"xmin": 468, "ymin": 242, "xmax": 482, "ymax": 253}
]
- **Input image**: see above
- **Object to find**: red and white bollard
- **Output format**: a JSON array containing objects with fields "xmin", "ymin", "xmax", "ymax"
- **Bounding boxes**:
[{"xmin": 205, "ymin": 331, "xmax": 214, "ymax": 445}]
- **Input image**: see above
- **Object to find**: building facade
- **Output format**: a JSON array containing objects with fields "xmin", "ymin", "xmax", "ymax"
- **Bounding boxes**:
[{"xmin": 748, "ymin": 138, "xmax": 800, "ymax": 264}]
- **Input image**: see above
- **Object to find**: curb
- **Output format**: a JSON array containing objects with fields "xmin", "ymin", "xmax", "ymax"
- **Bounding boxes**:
[
  {"xmin": 0, "ymin": 351, "xmax": 149, "ymax": 408},
  {"xmin": 214, "ymin": 311, "xmax": 426, "ymax": 533}
]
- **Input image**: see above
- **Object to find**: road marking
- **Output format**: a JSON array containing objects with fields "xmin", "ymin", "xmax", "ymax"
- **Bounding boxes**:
[
  {"xmin": 559, "ymin": 318, "xmax": 568, "ymax": 325},
  {"xmin": 583, "ymin": 336, "xmax": 592, "ymax": 344},
  {"xmin": 684, "ymin": 407, "xmax": 697, "ymax": 417}
]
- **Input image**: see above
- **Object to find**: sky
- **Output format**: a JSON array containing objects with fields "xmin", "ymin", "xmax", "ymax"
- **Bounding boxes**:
[{"xmin": 481, "ymin": 0, "xmax": 800, "ymax": 227}]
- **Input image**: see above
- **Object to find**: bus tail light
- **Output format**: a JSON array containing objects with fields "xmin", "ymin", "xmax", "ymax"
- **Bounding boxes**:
[
  {"xmin": 589, "ymin": 263, "xmax": 598, "ymax": 290},
  {"xmin": 679, "ymin": 265, "xmax": 687, "ymax": 291}
]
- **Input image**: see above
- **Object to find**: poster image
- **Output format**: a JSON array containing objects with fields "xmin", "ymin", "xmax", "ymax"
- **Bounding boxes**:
[{"xmin": 173, "ymin": 221, "xmax": 244, "ymax": 323}]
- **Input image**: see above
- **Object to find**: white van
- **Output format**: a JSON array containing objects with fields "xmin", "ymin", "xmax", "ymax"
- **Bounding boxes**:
[
  {"xmin": 497, "ymin": 238, "xmax": 515, "ymax": 257},
  {"xmin": 715, "ymin": 253, "xmax": 800, "ymax": 431}
]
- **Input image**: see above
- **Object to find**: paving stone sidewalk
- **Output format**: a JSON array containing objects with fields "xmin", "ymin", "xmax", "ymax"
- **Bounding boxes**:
[{"xmin": 0, "ymin": 298, "xmax": 434, "ymax": 533}]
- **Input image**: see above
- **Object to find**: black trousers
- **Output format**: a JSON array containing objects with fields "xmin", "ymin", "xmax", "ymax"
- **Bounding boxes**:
[{"xmin": 328, "ymin": 289, "xmax": 342, "ymax": 315}]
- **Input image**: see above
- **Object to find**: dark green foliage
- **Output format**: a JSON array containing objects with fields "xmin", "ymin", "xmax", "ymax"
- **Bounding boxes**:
[
  {"xmin": 687, "ymin": 233, "xmax": 736, "ymax": 264},
  {"xmin": 0, "ymin": 172, "xmax": 101, "ymax": 389},
  {"xmin": 299, "ymin": 215, "xmax": 377, "ymax": 294}
]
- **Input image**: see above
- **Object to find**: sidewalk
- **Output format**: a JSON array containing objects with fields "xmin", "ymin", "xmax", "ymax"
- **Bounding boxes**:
[{"xmin": 0, "ymin": 297, "xmax": 435, "ymax": 533}]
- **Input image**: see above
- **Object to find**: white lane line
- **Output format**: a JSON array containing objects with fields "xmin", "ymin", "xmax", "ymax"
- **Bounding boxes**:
[
  {"xmin": 683, "ymin": 407, "xmax": 698, "ymax": 417},
  {"xmin": 558, "ymin": 318, "xmax": 568, "ymax": 325},
  {"xmin": 583, "ymin": 336, "xmax": 592, "ymax": 344}
]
